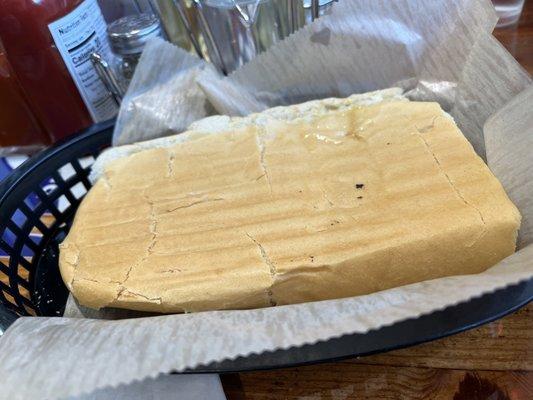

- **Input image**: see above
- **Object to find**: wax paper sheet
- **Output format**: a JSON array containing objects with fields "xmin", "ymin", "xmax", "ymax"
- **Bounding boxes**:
[{"xmin": 112, "ymin": 39, "xmax": 218, "ymax": 146}]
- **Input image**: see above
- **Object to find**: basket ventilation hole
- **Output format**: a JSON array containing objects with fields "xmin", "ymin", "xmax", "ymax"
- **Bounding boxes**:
[
  {"xmin": 1, "ymin": 227, "xmax": 16, "ymax": 249},
  {"xmin": 41, "ymin": 212, "xmax": 56, "ymax": 229},
  {"xmin": 71, "ymin": 181, "xmax": 87, "ymax": 200},
  {"xmin": 57, "ymin": 195, "xmax": 71, "ymax": 213},
  {"xmin": 23, "ymin": 193, "xmax": 40, "ymax": 211},
  {"xmin": 58, "ymin": 163, "xmax": 76, "ymax": 181},
  {"xmin": 11, "ymin": 209, "xmax": 28, "ymax": 229}
]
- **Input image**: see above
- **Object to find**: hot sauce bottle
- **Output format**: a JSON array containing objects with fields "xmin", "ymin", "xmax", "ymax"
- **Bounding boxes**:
[{"xmin": 0, "ymin": 0, "xmax": 118, "ymax": 143}]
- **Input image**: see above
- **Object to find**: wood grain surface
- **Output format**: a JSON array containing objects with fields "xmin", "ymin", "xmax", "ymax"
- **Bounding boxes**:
[
  {"xmin": 221, "ymin": 3, "xmax": 533, "ymax": 399},
  {"xmin": 493, "ymin": 2, "xmax": 533, "ymax": 74},
  {"xmin": 224, "ymin": 367, "xmax": 532, "ymax": 400}
]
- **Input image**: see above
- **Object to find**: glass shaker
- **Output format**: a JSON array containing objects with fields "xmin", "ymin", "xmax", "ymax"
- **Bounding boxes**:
[
  {"xmin": 192, "ymin": 0, "xmax": 300, "ymax": 74},
  {"xmin": 107, "ymin": 13, "xmax": 162, "ymax": 83}
]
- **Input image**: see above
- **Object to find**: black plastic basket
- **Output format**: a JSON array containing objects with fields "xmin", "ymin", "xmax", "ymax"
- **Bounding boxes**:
[
  {"xmin": 0, "ymin": 119, "xmax": 531, "ymax": 372},
  {"xmin": 0, "ymin": 120, "xmax": 113, "ymax": 322}
]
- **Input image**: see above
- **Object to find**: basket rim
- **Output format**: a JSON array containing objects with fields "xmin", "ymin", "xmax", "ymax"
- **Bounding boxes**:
[{"xmin": 0, "ymin": 119, "xmax": 115, "ymax": 211}]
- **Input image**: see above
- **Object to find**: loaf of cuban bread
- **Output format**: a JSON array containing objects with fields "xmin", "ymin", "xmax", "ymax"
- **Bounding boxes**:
[{"xmin": 59, "ymin": 88, "xmax": 521, "ymax": 313}]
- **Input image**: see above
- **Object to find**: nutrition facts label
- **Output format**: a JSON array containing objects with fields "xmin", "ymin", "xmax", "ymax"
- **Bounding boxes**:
[{"xmin": 48, "ymin": 0, "xmax": 118, "ymax": 122}]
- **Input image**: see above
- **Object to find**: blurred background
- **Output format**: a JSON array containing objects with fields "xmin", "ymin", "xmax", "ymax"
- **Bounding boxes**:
[{"xmin": 0, "ymin": 0, "xmax": 529, "ymax": 160}]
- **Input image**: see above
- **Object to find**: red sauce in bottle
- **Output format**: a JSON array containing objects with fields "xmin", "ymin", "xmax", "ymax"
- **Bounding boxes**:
[
  {"xmin": 0, "ymin": 0, "xmax": 92, "ymax": 141},
  {"xmin": 0, "ymin": 42, "xmax": 52, "ymax": 150},
  {"xmin": 0, "ymin": 0, "xmax": 117, "ymax": 142}
]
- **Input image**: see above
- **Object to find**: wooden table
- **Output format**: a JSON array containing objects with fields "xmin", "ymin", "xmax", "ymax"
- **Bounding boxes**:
[{"xmin": 221, "ymin": 4, "xmax": 533, "ymax": 399}]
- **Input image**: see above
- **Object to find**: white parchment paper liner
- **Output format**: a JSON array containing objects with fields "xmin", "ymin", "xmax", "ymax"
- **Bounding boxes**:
[
  {"xmin": 0, "ymin": 1, "xmax": 531, "ymax": 399},
  {"xmin": 112, "ymin": 41, "xmax": 219, "ymax": 146},
  {"xmin": 2, "ymin": 248, "xmax": 533, "ymax": 400}
]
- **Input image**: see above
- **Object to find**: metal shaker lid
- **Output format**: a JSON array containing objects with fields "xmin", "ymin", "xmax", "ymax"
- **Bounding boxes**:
[
  {"xmin": 107, "ymin": 13, "xmax": 161, "ymax": 55},
  {"xmin": 203, "ymin": 0, "xmax": 266, "ymax": 8}
]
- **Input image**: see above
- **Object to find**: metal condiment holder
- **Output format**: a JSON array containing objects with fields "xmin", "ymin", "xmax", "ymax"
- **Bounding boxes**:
[
  {"xmin": 91, "ymin": 13, "xmax": 163, "ymax": 106},
  {"xmin": 92, "ymin": 0, "xmax": 337, "ymax": 102},
  {"xmin": 151, "ymin": 0, "xmax": 337, "ymax": 74}
]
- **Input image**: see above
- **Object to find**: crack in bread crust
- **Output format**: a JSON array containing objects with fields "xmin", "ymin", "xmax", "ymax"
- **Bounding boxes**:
[
  {"xmin": 245, "ymin": 232, "xmax": 277, "ymax": 306},
  {"xmin": 414, "ymin": 131, "xmax": 487, "ymax": 230}
]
